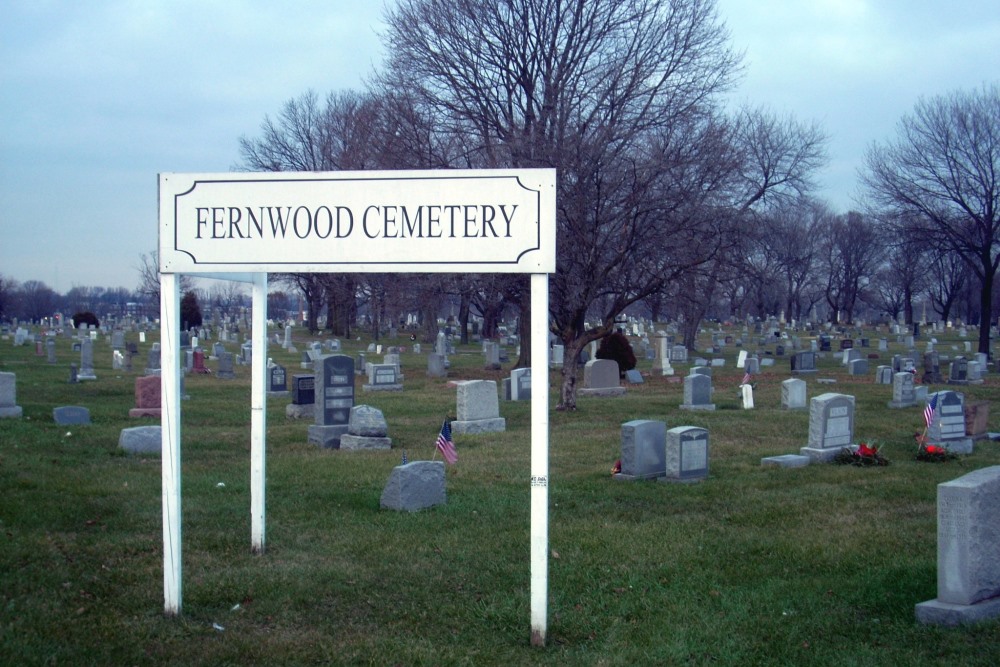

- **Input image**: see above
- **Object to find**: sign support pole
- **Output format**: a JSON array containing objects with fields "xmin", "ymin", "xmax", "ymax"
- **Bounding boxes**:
[
  {"xmin": 250, "ymin": 273, "xmax": 268, "ymax": 553},
  {"xmin": 529, "ymin": 272, "xmax": 549, "ymax": 645},
  {"xmin": 161, "ymin": 273, "xmax": 182, "ymax": 615}
]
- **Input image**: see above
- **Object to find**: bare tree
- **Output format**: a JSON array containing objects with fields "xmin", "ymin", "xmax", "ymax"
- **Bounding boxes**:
[
  {"xmin": 862, "ymin": 85, "xmax": 1000, "ymax": 354},
  {"xmin": 136, "ymin": 250, "xmax": 192, "ymax": 312},
  {"xmin": 0, "ymin": 274, "xmax": 18, "ymax": 323},
  {"xmin": 819, "ymin": 211, "xmax": 882, "ymax": 324},
  {"xmin": 17, "ymin": 280, "xmax": 57, "ymax": 323},
  {"xmin": 927, "ymin": 248, "xmax": 971, "ymax": 323}
]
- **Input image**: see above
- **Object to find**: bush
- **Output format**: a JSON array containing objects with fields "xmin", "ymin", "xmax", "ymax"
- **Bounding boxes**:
[
  {"xmin": 180, "ymin": 291, "xmax": 203, "ymax": 330},
  {"xmin": 71, "ymin": 311, "xmax": 99, "ymax": 329},
  {"xmin": 596, "ymin": 330, "xmax": 636, "ymax": 375}
]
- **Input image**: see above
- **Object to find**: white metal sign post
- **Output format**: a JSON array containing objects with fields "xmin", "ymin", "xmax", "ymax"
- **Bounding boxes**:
[{"xmin": 158, "ymin": 169, "xmax": 556, "ymax": 644}]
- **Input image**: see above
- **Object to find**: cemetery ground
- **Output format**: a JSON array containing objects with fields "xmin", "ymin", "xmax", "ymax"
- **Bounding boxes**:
[{"xmin": 2, "ymin": 332, "xmax": 1000, "ymax": 665}]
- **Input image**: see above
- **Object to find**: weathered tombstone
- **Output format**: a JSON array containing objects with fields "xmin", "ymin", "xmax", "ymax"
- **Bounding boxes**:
[
  {"xmin": 267, "ymin": 363, "xmax": 288, "ymax": 396},
  {"xmin": 216, "ymin": 351, "xmax": 236, "ymax": 379},
  {"xmin": 848, "ymin": 358, "xmax": 869, "ymax": 376},
  {"xmin": 549, "ymin": 344, "xmax": 564, "ymax": 368},
  {"xmin": 790, "ymin": 351, "xmax": 816, "ymax": 374},
  {"xmin": 451, "ymin": 380, "xmax": 506, "ymax": 434},
  {"xmin": 0, "ymin": 372, "xmax": 24, "ymax": 418},
  {"xmin": 339, "ymin": 405, "xmax": 392, "ymax": 450},
  {"xmin": 915, "ymin": 466, "xmax": 1000, "ymax": 626},
  {"xmin": 364, "ymin": 363, "xmax": 404, "ymax": 392},
  {"xmin": 625, "ymin": 369, "xmax": 644, "ymax": 384},
  {"xmin": 652, "ymin": 334, "xmax": 673, "ymax": 375},
  {"xmin": 112, "ymin": 330, "xmax": 125, "ymax": 350},
  {"xmin": 925, "ymin": 390, "xmax": 974, "ymax": 454},
  {"xmin": 745, "ymin": 356, "xmax": 760, "ymax": 374},
  {"xmin": 510, "ymin": 367, "xmax": 532, "ymax": 401},
  {"xmin": 948, "ymin": 357, "xmax": 969, "ymax": 385},
  {"xmin": 119, "ymin": 425, "xmax": 162, "ymax": 455},
  {"xmin": 888, "ymin": 372, "xmax": 917, "ymax": 408},
  {"xmin": 923, "ymin": 351, "xmax": 943, "ymax": 384},
  {"xmin": 662, "ymin": 426, "xmax": 709, "ymax": 483},
  {"xmin": 781, "ymin": 378, "xmax": 807, "ymax": 410},
  {"xmin": 878, "ymin": 338, "xmax": 888, "ymax": 351},
  {"xmin": 427, "ymin": 353, "xmax": 447, "ymax": 378},
  {"xmin": 965, "ymin": 400, "xmax": 990, "ymax": 441},
  {"xmin": 799, "ymin": 393, "xmax": 855, "ymax": 462},
  {"xmin": 307, "ymin": 355, "xmax": 355, "ymax": 448},
  {"xmin": 579, "ymin": 359, "xmax": 625, "ymax": 397},
  {"xmin": 484, "ymin": 341, "xmax": 501, "ymax": 370},
  {"xmin": 380, "ymin": 461, "xmax": 446, "ymax": 512},
  {"xmin": 53, "ymin": 405, "xmax": 91, "ymax": 425},
  {"xmin": 740, "ymin": 384, "xmax": 754, "ymax": 409},
  {"xmin": 671, "ymin": 345, "xmax": 688, "ymax": 363},
  {"xmin": 78, "ymin": 338, "xmax": 97, "ymax": 380},
  {"xmin": 46, "ymin": 338, "xmax": 57, "ymax": 364},
  {"xmin": 680, "ymin": 372, "xmax": 715, "ymax": 411},
  {"xmin": 129, "ymin": 375, "xmax": 162, "ymax": 418},
  {"xmin": 875, "ymin": 365, "xmax": 893, "ymax": 385},
  {"xmin": 612, "ymin": 419, "xmax": 666, "ymax": 481},
  {"xmin": 145, "ymin": 343, "xmax": 161, "ymax": 375}
]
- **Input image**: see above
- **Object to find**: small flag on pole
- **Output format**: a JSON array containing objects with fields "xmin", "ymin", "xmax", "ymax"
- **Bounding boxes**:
[
  {"xmin": 436, "ymin": 419, "xmax": 457, "ymax": 465},
  {"xmin": 924, "ymin": 394, "xmax": 938, "ymax": 428},
  {"xmin": 742, "ymin": 371, "xmax": 751, "ymax": 385},
  {"xmin": 401, "ymin": 450, "xmax": 408, "ymax": 465}
]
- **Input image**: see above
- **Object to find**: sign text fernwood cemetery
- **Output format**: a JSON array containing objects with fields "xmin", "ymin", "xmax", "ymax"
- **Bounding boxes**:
[{"xmin": 159, "ymin": 170, "xmax": 556, "ymax": 645}]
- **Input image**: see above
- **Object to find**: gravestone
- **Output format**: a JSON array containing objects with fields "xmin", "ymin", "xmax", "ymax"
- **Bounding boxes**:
[
  {"xmin": 484, "ymin": 341, "xmax": 501, "ymax": 370},
  {"xmin": 737, "ymin": 350, "xmax": 748, "ymax": 369},
  {"xmin": 549, "ymin": 344, "xmax": 564, "ymax": 368},
  {"xmin": 923, "ymin": 351, "xmax": 943, "ymax": 384},
  {"xmin": 875, "ymin": 365, "xmax": 893, "ymax": 385},
  {"xmin": 363, "ymin": 363, "xmax": 403, "ymax": 392},
  {"xmin": 781, "ymin": 378, "xmax": 807, "ymax": 410},
  {"xmin": 68, "ymin": 363, "xmax": 78, "ymax": 384},
  {"xmin": 740, "ymin": 384, "xmax": 754, "ymax": 409},
  {"xmin": 191, "ymin": 349, "xmax": 210, "ymax": 374},
  {"xmin": 46, "ymin": 338, "xmax": 57, "ymax": 364},
  {"xmin": 915, "ymin": 466, "xmax": 1000, "ymax": 626},
  {"xmin": 799, "ymin": 393, "xmax": 855, "ymax": 462},
  {"xmin": 119, "ymin": 425, "xmax": 162, "ymax": 455},
  {"xmin": 965, "ymin": 400, "xmax": 990, "ymax": 441},
  {"xmin": 145, "ymin": 343, "xmax": 161, "ymax": 375},
  {"xmin": 339, "ymin": 405, "xmax": 392, "ymax": 451},
  {"xmin": 671, "ymin": 345, "xmax": 688, "ymax": 363},
  {"xmin": 510, "ymin": 367, "xmax": 532, "ymax": 401},
  {"xmin": 579, "ymin": 359, "xmax": 625, "ymax": 397},
  {"xmin": 625, "ymin": 369, "xmax": 644, "ymax": 384},
  {"xmin": 925, "ymin": 390, "xmax": 973, "ymax": 454},
  {"xmin": 790, "ymin": 351, "xmax": 816, "ymax": 374},
  {"xmin": 78, "ymin": 338, "xmax": 97, "ymax": 380},
  {"xmin": 888, "ymin": 372, "xmax": 917, "ymax": 408},
  {"xmin": 427, "ymin": 353, "xmax": 447, "ymax": 378},
  {"xmin": 0, "ymin": 372, "xmax": 23, "ymax": 418},
  {"xmin": 267, "ymin": 363, "xmax": 288, "ymax": 396},
  {"xmin": 112, "ymin": 330, "xmax": 125, "ymax": 350},
  {"xmin": 380, "ymin": 461, "xmax": 446, "ymax": 512},
  {"xmin": 948, "ymin": 357, "xmax": 969, "ymax": 385},
  {"xmin": 848, "ymin": 358, "xmax": 868, "ymax": 376},
  {"xmin": 680, "ymin": 372, "xmax": 715, "ymax": 411},
  {"xmin": 662, "ymin": 426, "xmax": 709, "ymax": 483},
  {"xmin": 216, "ymin": 351, "xmax": 236, "ymax": 379},
  {"xmin": 128, "ymin": 375, "xmax": 162, "ymax": 418},
  {"xmin": 651, "ymin": 335, "xmax": 673, "ymax": 375},
  {"xmin": 286, "ymin": 374, "xmax": 315, "ymax": 419},
  {"xmin": 612, "ymin": 420, "xmax": 666, "ymax": 481},
  {"xmin": 451, "ymin": 380, "xmax": 506, "ymax": 434},
  {"xmin": 53, "ymin": 405, "xmax": 91, "ymax": 425},
  {"xmin": 307, "ymin": 354, "xmax": 355, "ymax": 448}
]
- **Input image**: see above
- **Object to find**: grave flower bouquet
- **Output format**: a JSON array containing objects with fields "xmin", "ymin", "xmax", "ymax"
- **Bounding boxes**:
[
  {"xmin": 914, "ymin": 432, "xmax": 958, "ymax": 462},
  {"xmin": 833, "ymin": 440, "xmax": 890, "ymax": 466}
]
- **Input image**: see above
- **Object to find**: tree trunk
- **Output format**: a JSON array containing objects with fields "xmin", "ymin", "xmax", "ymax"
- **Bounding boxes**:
[
  {"xmin": 514, "ymin": 290, "xmax": 531, "ymax": 368},
  {"xmin": 458, "ymin": 293, "xmax": 471, "ymax": 345},
  {"xmin": 557, "ymin": 336, "xmax": 586, "ymax": 411},
  {"xmin": 978, "ymin": 268, "xmax": 994, "ymax": 357}
]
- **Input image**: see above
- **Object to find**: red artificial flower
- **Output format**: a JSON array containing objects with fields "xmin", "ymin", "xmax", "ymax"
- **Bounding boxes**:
[
  {"xmin": 925, "ymin": 445, "xmax": 943, "ymax": 454},
  {"xmin": 857, "ymin": 443, "xmax": 877, "ymax": 457}
]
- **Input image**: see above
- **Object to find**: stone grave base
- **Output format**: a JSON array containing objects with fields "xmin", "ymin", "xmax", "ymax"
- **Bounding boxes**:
[
  {"xmin": 932, "ymin": 438, "xmax": 974, "ymax": 455},
  {"xmin": 451, "ymin": 418, "xmax": 506, "ymax": 435},
  {"xmin": 799, "ymin": 445, "xmax": 850, "ymax": 462},
  {"xmin": 915, "ymin": 596, "xmax": 1000, "ymax": 626},
  {"xmin": 267, "ymin": 390, "xmax": 289, "ymax": 398},
  {"xmin": 761, "ymin": 454, "xmax": 811, "ymax": 468},
  {"xmin": 307, "ymin": 424, "xmax": 349, "ymax": 449},
  {"xmin": 128, "ymin": 408, "xmax": 162, "ymax": 418},
  {"xmin": 612, "ymin": 472, "xmax": 662, "ymax": 482},
  {"xmin": 119, "ymin": 425, "xmax": 162, "ymax": 455},
  {"xmin": 679, "ymin": 404, "xmax": 715, "ymax": 411},
  {"xmin": 78, "ymin": 372, "xmax": 97, "ymax": 381},
  {"xmin": 578, "ymin": 387, "xmax": 626, "ymax": 397},
  {"xmin": 380, "ymin": 461, "xmax": 445, "ymax": 512},
  {"xmin": 0, "ymin": 406, "xmax": 23, "ymax": 418},
  {"xmin": 339, "ymin": 435, "xmax": 392, "ymax": 451},
  {"xmin": 362, "ymin": 383, "xmax": 404, "ymax": 392},
  {"xmin": 285, "ymin": 403, "xmax": 314, "ymax": 419},
  {"xmin": 887, "ymin": 400, "xmax": 917, "ymax": 409}
]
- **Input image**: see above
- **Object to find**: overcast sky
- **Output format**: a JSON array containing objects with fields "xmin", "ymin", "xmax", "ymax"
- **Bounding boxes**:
[{"xmin": 1, "ymin": 0, "xmax": 998, "ymax": 292}]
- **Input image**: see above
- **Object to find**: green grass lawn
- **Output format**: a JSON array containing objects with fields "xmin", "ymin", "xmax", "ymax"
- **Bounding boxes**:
[{"xmin": 2, "ymin": 327, "xmax": 1000, "ymax": 665}]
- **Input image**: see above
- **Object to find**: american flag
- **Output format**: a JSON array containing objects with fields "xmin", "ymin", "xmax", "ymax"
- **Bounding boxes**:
[
  {"xmin": 742, "ymin": 371, "xmax": 751, "ymax": 385},
  {"xmin": 924, "ymin": 394, "xmax": 938, "ymax": 428},
  {"xmin": 436, "ymin": 419, "xmax": 457, "ymax": 465}
]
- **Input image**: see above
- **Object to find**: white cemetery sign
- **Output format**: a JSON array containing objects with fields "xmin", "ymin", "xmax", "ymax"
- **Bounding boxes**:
[{"xmin": 158, "ymin": 169, "xmax": 556, "ymax": 645}]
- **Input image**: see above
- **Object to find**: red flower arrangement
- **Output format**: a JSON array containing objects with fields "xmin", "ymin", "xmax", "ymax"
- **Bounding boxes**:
[
  {"xmin": 914, "ymin": 432, "xmax": 958, "ymax": 462},
  {"xmin": 834, "ymin": 441, "xmax": 890, "ymax": 466}
]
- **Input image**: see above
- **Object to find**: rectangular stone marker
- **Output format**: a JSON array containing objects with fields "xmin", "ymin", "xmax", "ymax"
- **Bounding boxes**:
[
  {"xmin": 926, "ymin": 390, "xmax": 973, "ymax": 454},
  {"xmin": 680, "ymin": 372, "xmax": 715, "ymax": 411},
  {"xmin": 791, "ymin": 351, "xmax": 816, "ymax": 374},
  {"xmin": 216, "ymin": 351, "xmax": 236, "ymax": 379},
  {"xmin": 888, "ymin": 372, "xmax": 916, "ymax": 408},
  {"xmin": 364, "ymin": 363, "xmax": 403, "ymax": 391},
  {"xmin": 663, "ymin": 426, "xmax": 709, "ymax": 482},
  {"xmin": 308, "ymin": 354, "xmax": 355, "ymax": 448},
  {"xmin": 0, "ymin": 372, "xmax": 24, "ymax": 418},
  {"xmin": 129, "ymin": 375, "xmax": 162, "ymax": 417},
  {"xmin": 380, "ymin": 461, "xmax": 446, "ymax": 512},
  {"xmin": 875, "ymin": 365, "xmax": 893, "ymax": 384},
  {"xmin": 53, "ymin": 405, "xmax": 91, "ymax": 425},
  {"xmin": 579, "ymin": 359, "xmax": 625, "ymax": 397},
  {"xmin": 292, "ymin": 374, "xmax": 315, "ymax": 405},
  {"xmin": 427, "ymin": 353, "xmax": 447, "ymax": 378},
  {"xmin": 800, "ymin": 393, "xmax": 854, "ymax": 462},
  {"xmin": 916, "ymin": 466, "xmax": 1000, "ymax": 626},
  {"xmin": 781, "ymin": 378, "xmax": 807, "ymax": 410},
  {"xmin": 268, "ymin": 364, "xmax": 288, "ymax": 394},
  {"xmin": 511, "ymin": 367, "xmax": 532, "ymax": 401},
  {"xmin": 452, "ymin": 380, "xmax": 506, "ymax": 434},
  {"xmin": 613, "ymin": 420, "xmax": 666, "ymax": 480}
]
